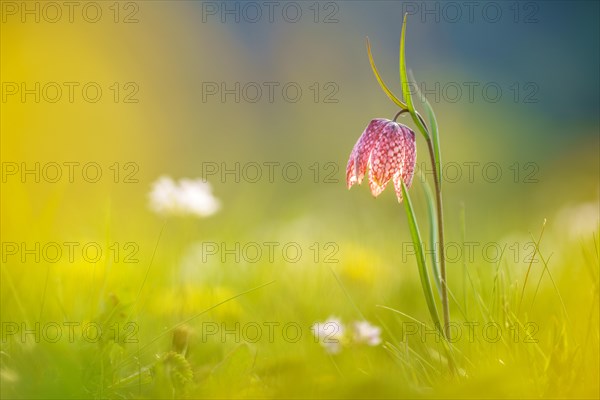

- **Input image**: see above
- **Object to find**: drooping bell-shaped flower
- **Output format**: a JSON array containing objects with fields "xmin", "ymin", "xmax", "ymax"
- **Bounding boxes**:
[{"xmin": 346, "ymin": 118, "xmax": 416, "ymax": 202}]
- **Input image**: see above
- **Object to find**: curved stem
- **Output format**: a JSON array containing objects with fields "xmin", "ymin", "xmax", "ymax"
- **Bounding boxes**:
[
  {"xmin": 426, "ymin": 137, "xmax": 450, "ymax": 338},
  {"xmin": 393, "ymin": 109, "xmax": 410, "ymax": 122}
]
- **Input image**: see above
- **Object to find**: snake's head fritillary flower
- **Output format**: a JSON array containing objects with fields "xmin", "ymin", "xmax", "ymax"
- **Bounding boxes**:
[{"xmin": 346, "ymin": 118, "xmax": 417, "ymax": 202}]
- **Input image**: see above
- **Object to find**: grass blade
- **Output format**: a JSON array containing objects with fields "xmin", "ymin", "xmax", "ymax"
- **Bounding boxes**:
[
  {"xmin": 366, "ymin": 37, "xmax": 407, "ymax": 110},
  {"xmin": 459, "ymin": 202, "xmax": 468, "ymax": 318},
  {"xmin": 517, "ymin": 219, "xmax": 546, "ymax": 316},
  {"xmin": 401, "ymin": 181, "xmax": 442, "ymax": 333},
  {"xmin": 329, "ymin": 265, "xmax": 366, "ymax": 320}
]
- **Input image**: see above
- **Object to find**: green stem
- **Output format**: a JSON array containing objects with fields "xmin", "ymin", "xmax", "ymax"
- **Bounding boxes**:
[{"xmin": 425, "ymin": 136, "xmax": 450, "ymax": 338}]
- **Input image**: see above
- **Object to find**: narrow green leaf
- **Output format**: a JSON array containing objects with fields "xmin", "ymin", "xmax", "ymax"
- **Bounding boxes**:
[
  {"xmin": 399, "ymin": 15, "xmax": 430, "ymax": 141},
  {"xmin": 426, "ymin": 101, "xmax": 442, "ymax": 188},
  {"xmin": 420, "ymin": 173, "xmax": 442, "ymax": 299},
  {"xmin": 366, "ymin": 37, "xmax": 407, "ymax": 110},
  {"xmin": 399, "ymin": 14, "xmax": 414, "ymax": 114},
  {"xmin": 409, "ymin": 69, "xmax": 442, "ymax": 187},
  {"xmin": 401, "ymin": 181, "xmax": 442, "ymax": 333}
]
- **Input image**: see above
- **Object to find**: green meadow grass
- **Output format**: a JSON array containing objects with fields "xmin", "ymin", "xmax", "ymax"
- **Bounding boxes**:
[{"xmin": 1, "ymin": 194, "xmax": 598, "ymax": 399}]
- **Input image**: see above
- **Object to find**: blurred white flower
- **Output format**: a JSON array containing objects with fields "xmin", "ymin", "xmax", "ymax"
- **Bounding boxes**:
[
  {"xmin": 312, "ymin": 317, "xmax": 383, "ymax": 353},
  {"xmin": 555, "ymin": 201, "xmax": 599, "ymax": 240},
  {"xmin": 352, "ymin": 320, "xmax": 382, "ymax": 346},
  {"xmin": 149, "ymin": 175, "xmax": 220, "ymax": 218},
  {"xmin": 311, "ymin": 316, "xmax": 345, "ymax": 354}
]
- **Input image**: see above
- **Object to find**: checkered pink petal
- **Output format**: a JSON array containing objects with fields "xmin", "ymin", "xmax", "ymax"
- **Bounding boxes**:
[
  {"xmin": 392, "ymin": 125, "xmax": 417, "ymax": 202},
  {"xmin": 346, "ymin": 119, "xmax": 388, "ymax": 188},
  {"xmin": 347, "ymin": 119, "xmax": 417, "ymax": 203}
]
